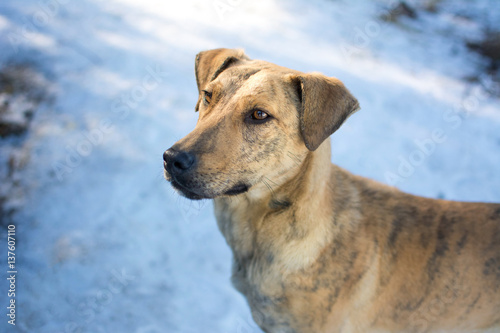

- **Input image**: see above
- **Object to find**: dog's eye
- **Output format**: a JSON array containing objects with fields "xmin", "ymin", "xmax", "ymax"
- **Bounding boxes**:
[
  {"xmin": 251, "ymin": 110, "xmax": 269, "ymax": 121},
  {"xmin": 245, "ymin": 109, "xmax": 272, "ymax": 124},
  {"xmin": 202, "ymin": 90, "xmax": 212, "ymax": 104}
]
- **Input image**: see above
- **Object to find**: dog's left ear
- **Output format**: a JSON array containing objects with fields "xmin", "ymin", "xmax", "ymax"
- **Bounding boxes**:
[
  {"xmin": 288, "ymin": 73, "xmax": 360, "ymax": 151},
  {"xmin": 194, "ymin": 48, "xmax": 249, "ymax": 111}
]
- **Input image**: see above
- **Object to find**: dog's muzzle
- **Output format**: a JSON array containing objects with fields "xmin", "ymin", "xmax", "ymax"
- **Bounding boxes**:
[{"xmin": 163, "ymin": 147, "xmax": 251, "ymax": 200}]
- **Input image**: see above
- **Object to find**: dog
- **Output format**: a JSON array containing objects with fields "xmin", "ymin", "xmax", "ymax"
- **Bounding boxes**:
[{"xmin": 163, "ymin": 48, "xmax": 500, "ymax": 333}]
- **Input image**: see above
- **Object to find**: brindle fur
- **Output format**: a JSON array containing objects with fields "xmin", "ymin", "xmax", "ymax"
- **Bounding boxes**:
[{"xmin": 164, "ymin": 48, "xmax": 500, "ymax": 333}]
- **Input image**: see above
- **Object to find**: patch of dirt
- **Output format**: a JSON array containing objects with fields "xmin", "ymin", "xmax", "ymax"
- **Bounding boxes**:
[
  {"xmin": 0, "ymin": 62, "xmax": 53, "ymax": 227},
  {"xmin": 467, "ymin": 31, "xmax": 500, "ymax": 96},
  {"xmin": 380, "ymin": 1, "xmax": 500, "ymax": 97},
  {"xmin": 381, "ymin": 1, "xmax": 417, "ymax": 22},
  {"xmin": 0, "ymin": 64, "xmax": 51, "ymax": 137},
  {"xmin": 467, "ymin": 31, "xmax": 500, "ymax": 67}
]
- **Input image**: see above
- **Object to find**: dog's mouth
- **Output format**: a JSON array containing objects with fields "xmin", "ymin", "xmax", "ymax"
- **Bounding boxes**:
[
  {"xmin": 169, "ymin": 178, "xmax": 206, "ymax": 200},
  {"xmin": 165, "ymin": 169, "xmax": 250, "ymax": 200},
  {"xmin": 222, "ymin": 183, "xmax": 249, "ymax": 196}
]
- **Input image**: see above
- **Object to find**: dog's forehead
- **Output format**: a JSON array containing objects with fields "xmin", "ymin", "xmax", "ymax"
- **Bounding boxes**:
[{"xmin": 218, "ymin": 62, "xmax": 294, "ymax": 96}]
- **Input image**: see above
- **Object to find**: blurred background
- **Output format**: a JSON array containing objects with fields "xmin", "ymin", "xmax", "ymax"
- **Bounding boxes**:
[{"xmin": 0, "ymin": 0, "xmax": 499, "ymax": 332}]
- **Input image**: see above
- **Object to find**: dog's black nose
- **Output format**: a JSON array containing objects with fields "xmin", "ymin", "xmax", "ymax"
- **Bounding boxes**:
[{"xmin": 163, "ymin": 148, "xmax": 196, "ymax": 174}]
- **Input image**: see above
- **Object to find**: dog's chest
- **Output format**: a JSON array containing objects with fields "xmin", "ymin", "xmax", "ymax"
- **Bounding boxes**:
[
  {"xmin": 214, "ymin": 199, "xmax": 299, "ymax": 332},
  {"xmin": 214, "ymin": 198, "xmax": 281, "ymax": 289},
  {"xmin": 231, "ymin": 252, "xmax": 299, "ymax": 333}
]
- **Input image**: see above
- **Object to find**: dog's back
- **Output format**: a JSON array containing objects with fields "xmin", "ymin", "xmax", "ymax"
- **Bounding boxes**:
[{"xmin": 346, "ymin": 170, "xmax": 500, "ymax": 332}]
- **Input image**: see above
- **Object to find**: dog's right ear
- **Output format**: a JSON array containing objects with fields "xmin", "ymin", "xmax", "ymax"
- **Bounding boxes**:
[
  {"xmin": 287, "ymin": 73, "xmax": 360, "ymax": 151},
  {"xmin": 194, "ymin": 48, "xmax": 249, "ymax": 111}
]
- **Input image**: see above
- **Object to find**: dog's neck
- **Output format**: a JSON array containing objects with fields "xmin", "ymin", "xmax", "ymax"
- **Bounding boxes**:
[
  {"xmin": 214, "ymin": 139, "xmax": 345, "ymax": 272},
  {"xmin": 246, "ymin": 139, "xmax": 333, "ymax": 202}
]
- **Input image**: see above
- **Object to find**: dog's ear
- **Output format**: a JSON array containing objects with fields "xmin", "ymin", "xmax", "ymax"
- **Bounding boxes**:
[
  {"xmin": 194, "ymin": 48, "xmax": 249, "ymax": 111},
  {"xmin": 288, "ymin": 73, "xmax": 360, "ymax": 151}
]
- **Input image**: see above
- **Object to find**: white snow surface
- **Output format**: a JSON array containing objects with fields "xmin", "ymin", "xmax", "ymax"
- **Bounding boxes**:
[{"xmin": 0, "ymin": 0, "xmax": 499, "ymax": 332}]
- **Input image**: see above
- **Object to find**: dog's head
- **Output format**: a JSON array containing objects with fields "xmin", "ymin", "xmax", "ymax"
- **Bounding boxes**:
[{"xmin": 163, "ymin": 48, "xmax": 359, "ymax": 200}]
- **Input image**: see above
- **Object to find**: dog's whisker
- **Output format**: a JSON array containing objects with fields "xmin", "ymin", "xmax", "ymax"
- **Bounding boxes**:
[
  {"xmin": 286, "ymin": 151, "xmax": 302, "ymax": 166},
  {"xmin": 262, "ymin": 178, "xmax": 275, "ymax": 198},
  {"xmin": 264, "ymin": 176, "xmax": 279, "ymax": 186}
]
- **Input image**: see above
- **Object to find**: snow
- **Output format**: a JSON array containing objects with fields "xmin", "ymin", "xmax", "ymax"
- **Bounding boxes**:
[{"xmin": 0, "ymin": 0, "xmax": 499, "ymax": 332}]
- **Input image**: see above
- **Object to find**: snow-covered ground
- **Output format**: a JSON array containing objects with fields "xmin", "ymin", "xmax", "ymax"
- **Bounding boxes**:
[{"xmin": 0, "ymin": 0, "xmax": 499, "ymax": 332}]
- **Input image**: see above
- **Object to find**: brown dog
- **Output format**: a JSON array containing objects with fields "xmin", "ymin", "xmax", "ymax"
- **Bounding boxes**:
[{"xmin": 163, "ymin": 48, "xmax": 500, "ymax": 333}]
